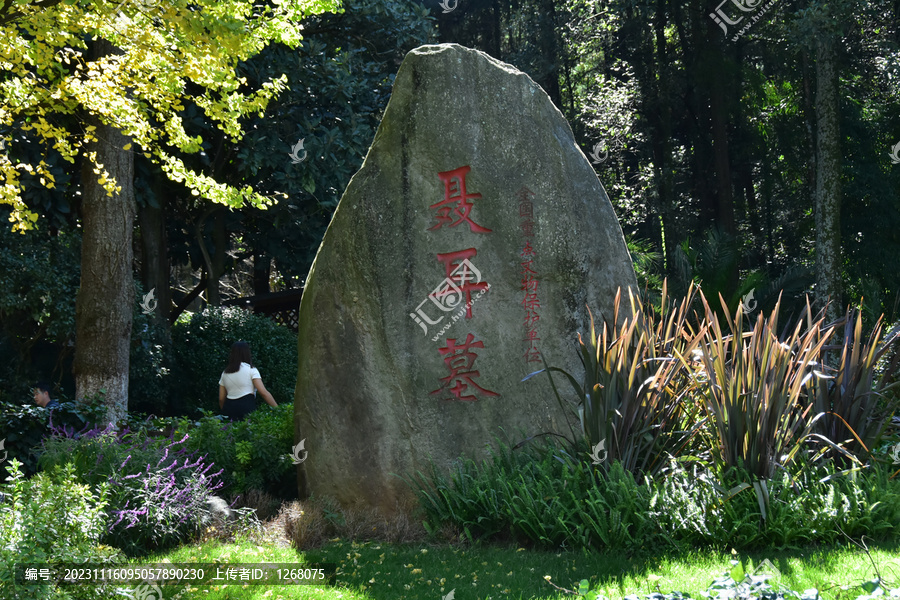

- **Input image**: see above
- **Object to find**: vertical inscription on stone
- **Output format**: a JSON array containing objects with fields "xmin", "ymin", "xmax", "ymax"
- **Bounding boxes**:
[
  {"xmin": 427, "ymin": 166, "xmax": 498, "ymax": 400},
  {"xmin": 517, "ymin": 186, "xmax": 541, "ymax": 363}
]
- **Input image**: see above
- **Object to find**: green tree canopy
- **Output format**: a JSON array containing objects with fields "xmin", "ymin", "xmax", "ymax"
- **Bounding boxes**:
[{"xmin": 0, "ymin": 0, "xmax": 340, "ymax": 231}]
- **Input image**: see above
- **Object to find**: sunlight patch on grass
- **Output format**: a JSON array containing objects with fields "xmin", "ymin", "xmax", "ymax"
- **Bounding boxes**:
[{"xmin": 137, "ymin": 536, "xmax": 900, "ymax": 600}]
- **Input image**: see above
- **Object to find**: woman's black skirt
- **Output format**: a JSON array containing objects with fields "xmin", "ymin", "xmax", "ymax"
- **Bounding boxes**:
[{"xmin": 223, "ymin": 393, "xmax": 256, "ymax": 421}]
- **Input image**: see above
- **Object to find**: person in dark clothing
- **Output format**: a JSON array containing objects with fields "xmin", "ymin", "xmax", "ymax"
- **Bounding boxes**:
[
  {"xmin": 218, "ymin": 341, "xmax": 277, "ymax": 421},
  {"xmin": 33, "ymin": 382, "xmax": 60, "ymax": 410}
]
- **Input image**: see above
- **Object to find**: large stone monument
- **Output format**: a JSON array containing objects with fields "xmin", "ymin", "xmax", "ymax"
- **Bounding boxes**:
[{"xmin": 294, "ymin": 44, "xmax": 638, "ymax": 513}]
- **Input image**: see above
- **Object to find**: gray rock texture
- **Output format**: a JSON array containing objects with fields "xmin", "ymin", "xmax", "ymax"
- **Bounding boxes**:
[{"xmin": 294, "ymin": 43, "xmax": 638, "ymax": 513}]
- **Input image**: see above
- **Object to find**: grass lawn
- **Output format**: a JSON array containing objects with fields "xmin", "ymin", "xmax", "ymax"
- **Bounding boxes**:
[{"xmin": 134, "ymin": 533, "xmax": 900, "ymax": 600}]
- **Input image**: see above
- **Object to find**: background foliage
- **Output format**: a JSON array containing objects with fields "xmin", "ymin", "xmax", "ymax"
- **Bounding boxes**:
[
  {"xmin": 168, "ymin": 307, "xmax": 297, "ymax": 416},
  {"xmin": 172, "ymin": 404, "xmax": 296, "ymax": 500}
]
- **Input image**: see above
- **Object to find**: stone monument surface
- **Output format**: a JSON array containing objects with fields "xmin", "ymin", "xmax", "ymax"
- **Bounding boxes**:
[{"xmin": 294, "ymin": 43, "xmax": 638, "ymax": 512}]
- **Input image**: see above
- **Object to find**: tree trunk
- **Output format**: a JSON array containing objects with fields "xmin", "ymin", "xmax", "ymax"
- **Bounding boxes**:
[
  {"xmin": 74, "ymin": 40, "xmax": 135, "ymax": 424},
  {"xmin": 137, "ymin": 186, "xmax": 170, "ymax": 328},
  {"xmin": 536, "ymin": 0, "xmax": 561, "ymax": 107},
  {"xmin": 814, "ymin": 37, "xmax": 842, "ymax": 321},
  {"xmin": 253, "ymin": 251, "xmax": 271, "ymax": 296},
  {"xmin": 653, "ymin": 0, "xmax": 674, "ymax": 271},
  {"xmin": 210, "ymin": 209, "xmax": 226, "ymax": 304},
  {"xmin": 196, "ymin": 208, "xmax": 227, "ymax": 306},
  {"xmin": 709, "ymin": 56, "xmax": 735, "ymax": 236},
  {"xmin": 675, "ymin": 6, "xmax": 715, "ymax": 232}
]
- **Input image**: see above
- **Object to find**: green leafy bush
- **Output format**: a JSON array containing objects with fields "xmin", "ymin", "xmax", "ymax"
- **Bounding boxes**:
[
  {"xmin": 410, "ymin": 437, "xmax": 900, "ymax": 552},
  {"xmin": 648, "ymin": 458, "xmax": 900, "ymax": 549},
  {"xmin": 0, "ymin": 396, "xmax": 108, "ymax": 479},
  {"xmin": 0, "ymin": 459, "xmax": 121, "ymax": 600},
  {"xmin": 174, "ymin": 403, "xmax": 296, "ymax": 499},
  {"xmin": 410, "ymin": 438, "xmax": 657, "ymax": 548},
  {"xmin": 170, "ymin": 307, "xmax": 297, "ymax": 416},
  {"xmin": 0, "ymin": 226, "xmax": 80, "ymax": 407},
  {"xmin": 38, "ymin": 425, "xmax": 223, "ymax": 556},
  {"xmin": 129, "ymin": 289, "xmax": 175, "ymax": 416}
]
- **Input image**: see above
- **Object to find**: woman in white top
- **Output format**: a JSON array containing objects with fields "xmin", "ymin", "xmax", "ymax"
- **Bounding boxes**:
[{"xmin": 218, "ymin": 341, "xmax": 277, "ymax": 421}]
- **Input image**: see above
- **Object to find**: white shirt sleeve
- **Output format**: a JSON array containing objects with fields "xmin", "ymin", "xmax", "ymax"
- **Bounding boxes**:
[{"xmin": 250, "ymin": 367, "xmax": 261, "ymax": 380}]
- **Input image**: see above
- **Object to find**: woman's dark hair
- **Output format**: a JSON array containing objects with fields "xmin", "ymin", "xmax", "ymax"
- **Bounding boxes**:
[{"xmin": 224, "ymin": 341, "xmax": 253, "ymax": 373}]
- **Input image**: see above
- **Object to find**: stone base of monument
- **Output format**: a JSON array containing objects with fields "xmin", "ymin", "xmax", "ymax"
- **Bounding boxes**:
[{"xmin": 293, "ymin": 43, "xmax": 637, "ymax": 517}]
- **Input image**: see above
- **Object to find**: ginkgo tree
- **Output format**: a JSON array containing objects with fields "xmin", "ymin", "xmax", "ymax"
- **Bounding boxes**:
[{"xmin": 0, "ymin": 0, "xmax": 339, "ymax": 422}]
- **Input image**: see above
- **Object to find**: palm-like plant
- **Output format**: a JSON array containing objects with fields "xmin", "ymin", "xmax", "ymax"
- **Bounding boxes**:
[
  {"xmin": 810, "ymin": 309, "xmax": 900, "ymax": 457},
  {"xmin": 533, "ymin": 282, "xmax": 703, "ymax": 479},
  {"xmin": 687, "ymin": 293, "xmax": 830, "ymax": 481}
]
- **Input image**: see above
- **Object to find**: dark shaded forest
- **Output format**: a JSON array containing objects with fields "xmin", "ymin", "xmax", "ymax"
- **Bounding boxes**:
[{"xmin": 2, "ymin": 0, "xmax": 900, "ymax": 410}]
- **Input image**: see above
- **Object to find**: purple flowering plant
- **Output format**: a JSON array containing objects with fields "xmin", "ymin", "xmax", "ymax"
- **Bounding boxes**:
[{"xmin": 38, "ymin": 422, "xmax": 224, "ymax": 555}]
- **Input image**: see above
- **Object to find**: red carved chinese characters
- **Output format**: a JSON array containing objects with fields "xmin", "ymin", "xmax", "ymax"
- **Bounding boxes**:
[
  {"xmin": 419, "ymin": 165, "xmax": 499, "ymax": 401},
  {"xmin": 518, "ymin": 187, "xmax": 541, "ymax": 363},
  {"xmin": 518, "ymin": 186, "xmax": 536, "ymax": 238},
  {"xmin": 435, "ymin": 248, "xmax": 488, "ymax": 320},
  {"xmin": 429, "ymin": 166, "xmax": 492, "ymax": 233},
  {"xmin": 430, "ymin": 334, "xmax": 500, "ymax": 402}
]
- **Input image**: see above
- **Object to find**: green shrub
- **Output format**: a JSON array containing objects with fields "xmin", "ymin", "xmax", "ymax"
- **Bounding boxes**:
[
  {"xmin": 175, "ymin": 403, "xmax": 296, "ymax": 499},
  {"xmin": 129, "ymin": 296, "xmax": 175, "ymax": 416},
  {"xmin": 170, "ymin": 307, "xmax": 297, "ymax": 416},
  {"xmin": 0, "ymin": 226, "xmax": 80, "ymax": 408},
  {"xmin": 410, "ymin": 438, "xmax": 656, "ymax": 549},
  {"xmin": 0, "ymin": 459, "xmax": 121, "ymax": 600},
  {"xmin": 0, "ymin": 396, "xmax": 108, "ymax": 479},
  {"xmin": 535, "ymin": 283, "xmax": 703, "ymax": 479},
  {"xmin": 38, "ymin": 425, "xmax": 224, "ymax": 556},
  {"xmin": 410, "ymin": 437, "xmax": 900, "ymax": 552}
]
